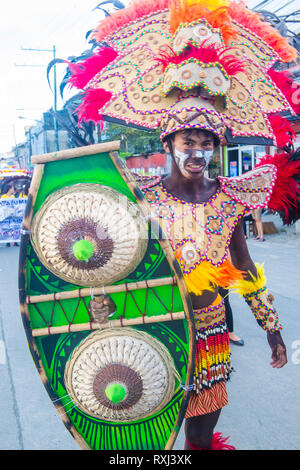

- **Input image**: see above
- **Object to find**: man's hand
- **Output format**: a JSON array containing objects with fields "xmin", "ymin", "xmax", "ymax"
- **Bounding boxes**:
[
  {"xmin": 267, "ymin": 331, "xmax": 288, "ymax": 368},
  {"xmin": 89, "ymin": 295, "xmax": 116, "ymax": 324}
]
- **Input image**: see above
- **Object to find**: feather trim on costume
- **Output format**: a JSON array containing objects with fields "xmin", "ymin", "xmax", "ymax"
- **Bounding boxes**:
[
  {"xmin": 169, "ymin": 0, "xmax": 237, "ymax": 45},
  {"xmin": 211, "ymin": 432, "xmax": 236, "ymax": 450},
  {"xmin": 267, "ymin": 69, "xmax": 300, "ymax": 115},
  {"xmin": 68, "ymin": 48, "xmax": 118, "ymax": 90},
  {"xmin": 93, "ymin": 0, "xmax": 170, "ymax": 42},
  {"xmin": 76, "ymin": 88, "xmax": 112, "ymax": 127},
  {"xmin": 175, "ymin": 252, "xmax": 245, "ymax": 295},
  {"xmin": 268, "ymin": 114, "xmax": 296, "ymax": 150},
  {"xmin": 231, "ymin": 262, "xmax": 266, "ymax": 296},
  {"xmin": 255, "ymin": 150, "xmax": 300, "ymax": 224},
  {"xmin": 228, "ymin": 1, "xmax": 298, "ymax": 63},
  {"xmin": 156, "ymin": 43, "xmax": 246, "ymax": 76}
]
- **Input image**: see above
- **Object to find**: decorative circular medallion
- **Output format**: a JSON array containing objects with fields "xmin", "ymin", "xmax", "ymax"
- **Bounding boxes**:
[
  {"xmin": 64, "ymin": 328, "xmax": 177, "ymax": 421},
  {"xmin": 31, "ymin": 184, "xmax": 148, "ymax": 286},
  {"xmin": 152, "ymin": 94, "xmax": 162, "ymax": 103},
  {"xmin": 213, "ymin": 76, "xmax": 223, "ymax": 86},
  {"xmin": 181, "ymin": 242, "xmax": 198, "ymax": 263},
  {"xmin": 144, "ymin": 74, "xmax": 154, "ymax": 83},
  {"xmin": 250, "ymin": 194, "xmax": 260, "ymax": 203},
  {"xmin": 194, "ymin": 25, "xmax": 209, "ymax": 38},
  {"xmin": 182, "ymin": 70, "xmax": 192, "ymax": 79}
]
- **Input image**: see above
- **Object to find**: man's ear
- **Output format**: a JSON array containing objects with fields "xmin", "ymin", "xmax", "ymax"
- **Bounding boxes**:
[{"xmin": 162, "ymin": 140, "xmax": 169, "ymax": 153}]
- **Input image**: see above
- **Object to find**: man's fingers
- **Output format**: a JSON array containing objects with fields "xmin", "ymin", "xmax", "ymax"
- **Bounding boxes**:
[{"xmin": 270, "ymin": 345, "xmax": 287, "ymax": 368}]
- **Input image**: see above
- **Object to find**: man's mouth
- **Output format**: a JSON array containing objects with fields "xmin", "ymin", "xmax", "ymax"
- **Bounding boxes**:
[{"xmin": 185, "ymin": 161, "xmax": 206, "ymax": 173}]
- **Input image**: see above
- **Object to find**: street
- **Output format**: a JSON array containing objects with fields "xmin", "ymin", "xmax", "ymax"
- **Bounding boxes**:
[{"xmin": 0, "ymin": 214, "xmax": 300, "ymax": 450}]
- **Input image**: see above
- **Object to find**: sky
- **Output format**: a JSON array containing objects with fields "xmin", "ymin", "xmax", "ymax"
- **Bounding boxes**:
[
  {"xmin": 0, "ymin": 0, "xmax": 129, "ymax": 154},
  {"xmin": 0, "ymin": 0, "xmax": 298, "ymax": 155}
]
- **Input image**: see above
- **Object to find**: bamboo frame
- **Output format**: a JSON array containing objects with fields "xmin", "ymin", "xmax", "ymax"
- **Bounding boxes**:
[
  {"xmin": 27, "ymin": 276, "xmax": 176, "ymax": 304},
  {"xmin": 31, "ymin": 141, "xmax": 121, "ymax": 164},
  {"xmin": 32, "ymin": 311, "xmax": 186, "ymax": 337}
]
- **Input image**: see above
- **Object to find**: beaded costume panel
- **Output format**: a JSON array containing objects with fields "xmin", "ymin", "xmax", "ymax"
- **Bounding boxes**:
[
  {"xmin": 142, "ymin": 181, "xmax": 246, "ymax": 274},
  {"xmin": 136, "ymin": 165, "xmax": 276, "ymax": 275},
  {"xmin": 136, "ymin": 166, "xmax": 275, "ymax": 276},
  {"xmin": 219, "ymin": 164, "xmax": 277, "ymax": 209}
]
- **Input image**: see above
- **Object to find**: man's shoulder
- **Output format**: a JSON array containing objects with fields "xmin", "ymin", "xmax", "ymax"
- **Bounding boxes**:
[{"xmin": 218, "ymin": 164, "xmax": 277, "ymax": 209}]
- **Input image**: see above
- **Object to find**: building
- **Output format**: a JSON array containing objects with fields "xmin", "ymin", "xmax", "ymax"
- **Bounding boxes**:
[
  {"xmin": 125, "ymin": 152, "xmax": 169, "ymax": 176},
  {"xmin": 222, "ymin": 144, "xmax": 268, "ymax": 177}
]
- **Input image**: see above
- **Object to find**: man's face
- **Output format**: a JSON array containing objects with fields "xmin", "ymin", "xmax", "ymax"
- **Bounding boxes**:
[{"xmin": 164, "ymin": 130, "xmax": 215, "ymax": 179}]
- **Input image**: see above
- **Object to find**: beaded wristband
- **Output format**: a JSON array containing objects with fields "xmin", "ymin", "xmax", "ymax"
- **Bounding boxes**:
[{"xmin": 244, "ymin": 287, "xmax": 282, "ymax": 333}]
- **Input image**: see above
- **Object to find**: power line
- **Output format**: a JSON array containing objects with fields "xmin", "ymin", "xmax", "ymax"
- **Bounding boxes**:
[{"xmin": 15, "ymin": 46, "xmax": 59, "ymax": 151}]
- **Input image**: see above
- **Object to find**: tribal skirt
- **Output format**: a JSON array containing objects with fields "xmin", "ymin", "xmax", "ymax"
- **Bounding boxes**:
[{"xmin": 185, "ymin": 295, "xmax": 232, "ymax": 418}]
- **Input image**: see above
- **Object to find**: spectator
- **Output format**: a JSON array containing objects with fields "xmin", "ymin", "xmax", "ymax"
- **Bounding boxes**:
[
  {"xmin": 252, "ymin": 208, "xmax": 265, "ymax": 242},
  {"xmin": 219, "ymin": 287, "xmax": 244, "ymax": 346}
]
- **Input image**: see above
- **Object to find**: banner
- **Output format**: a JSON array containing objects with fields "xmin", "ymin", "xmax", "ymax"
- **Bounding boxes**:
[{"xmin": 0, "ymin": 197, "xmax": 27, "ymax": 244}]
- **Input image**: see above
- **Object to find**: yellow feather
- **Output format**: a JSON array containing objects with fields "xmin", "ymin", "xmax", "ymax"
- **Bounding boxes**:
[
  {"xmin": 183, "ymin": 261, "xmax": 217, "ymax": 295},
  {"xmin": 183, "ymin": 0, "xmax": 230, "ymax": 10},
  {"xmin": 182, "ymin": 259, "xmax": 244, "ymax": 296},
  {"xmin": 230, "ymin": 262, "xmax": 267, "ymax": 296}
]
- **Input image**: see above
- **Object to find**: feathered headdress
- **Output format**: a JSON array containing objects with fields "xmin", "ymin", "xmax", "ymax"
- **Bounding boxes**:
[{"xmin": 67, "ymin": 0, "xmax": 299, "ymax": 147}]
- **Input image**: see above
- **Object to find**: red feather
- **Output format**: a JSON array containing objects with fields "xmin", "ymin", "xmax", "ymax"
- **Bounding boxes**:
[
  {"xmin": 268, "ymin": 114, "xmax": 296, "ymax": 149},
  {"xmin": 68, "ymin": 47, "xmax": 118, "ymax": 90},
  {"xmin": 156, "ymin": 43, "xmax": 246, "ymax": 76},
  {"xmin": 186, "ymin": 433, "xmax": 235, "ymax": 450},
  {"xmin": 255, "ymin": 152, "xmax": 300, "ymax": 223},
  {"xmin": 76, "ymin": 88, "xmax": 112, "ymax": 128},
  {"xmin": 211, "ymin": 433, "xmax": 236, "ymax": 450},
  {"xmin": 268, "ymin": 69, "xmax": 300, "ymax": 114}
]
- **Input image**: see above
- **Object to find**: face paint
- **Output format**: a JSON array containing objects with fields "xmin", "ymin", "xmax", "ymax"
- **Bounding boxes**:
[{"xmin": 173, "ymin": 147, "xmax": 214, "ymax": 178}]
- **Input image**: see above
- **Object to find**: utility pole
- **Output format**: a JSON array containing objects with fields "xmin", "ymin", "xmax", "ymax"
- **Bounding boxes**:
[{"xmin": 15, "ymin": 46, "xmax": 59, "ymax": 151}]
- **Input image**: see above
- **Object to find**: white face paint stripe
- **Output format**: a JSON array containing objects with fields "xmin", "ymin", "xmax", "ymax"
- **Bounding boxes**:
[
  {"xmin": 173, "ymin": 147, "xmax": 213, "ymax": 178},
  {"xmin": 174, "ymin": 148, "xmax": 191, "ymax": 178}
]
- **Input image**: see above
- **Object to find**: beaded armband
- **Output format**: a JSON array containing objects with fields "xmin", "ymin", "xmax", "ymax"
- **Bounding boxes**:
[
  {"xmin": 244, "ymin": 287, "xmax": 282, "ymax": 333},
  {"xmin": 231, "ymin": 262, "xmax": 282, "ymax": 334}
]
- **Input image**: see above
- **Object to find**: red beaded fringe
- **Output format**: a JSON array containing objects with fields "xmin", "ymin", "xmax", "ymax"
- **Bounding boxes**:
[{"xmin": 185, "ymin": 299, "xmax": 231, "ymax": 417}]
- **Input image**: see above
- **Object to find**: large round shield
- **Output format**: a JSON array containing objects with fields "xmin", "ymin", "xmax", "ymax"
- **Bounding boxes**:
[{"xmin": 18, "ymin": 141, "xmax": 195, "ymax": 450}]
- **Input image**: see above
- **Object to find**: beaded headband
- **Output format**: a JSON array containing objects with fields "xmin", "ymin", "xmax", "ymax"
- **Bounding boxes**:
[{"xmin": 68, "ymin": 0, "xmax": 299, "ymax": 148}]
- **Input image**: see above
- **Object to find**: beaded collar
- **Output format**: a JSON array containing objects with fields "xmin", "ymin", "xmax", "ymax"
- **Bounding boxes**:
[{"xmin": 159, "ymin": 179, "xmax": 221, "ymax": 207}]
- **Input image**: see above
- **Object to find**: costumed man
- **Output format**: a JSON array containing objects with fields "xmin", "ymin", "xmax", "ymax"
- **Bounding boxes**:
[{"xmin": 66, "ymin": 0, "xmax": 300, "ymax": 450}]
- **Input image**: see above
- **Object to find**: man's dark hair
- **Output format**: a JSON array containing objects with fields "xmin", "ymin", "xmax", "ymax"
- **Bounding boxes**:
[{"xmin": 166, "ymin": 128, "xmax": 220, "ymax": 148}]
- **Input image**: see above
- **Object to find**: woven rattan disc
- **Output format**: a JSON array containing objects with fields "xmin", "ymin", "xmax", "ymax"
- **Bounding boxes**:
[
  {"xmin": 31, "ymin": 184, "xmax": 148, "ymax": 286},
  {"xmin": 64, "ymin": 328, "xmax": 178, "ymax": 421}
]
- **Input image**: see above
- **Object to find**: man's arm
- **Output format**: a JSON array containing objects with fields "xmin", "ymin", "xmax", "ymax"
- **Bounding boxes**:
[
  {"xmin": 228, "ymin": 218, "xmax": 257, "ymax": 279},
  {"xmin": 229, "ymin": 219, "xmax": 287, "ymax": 368}
]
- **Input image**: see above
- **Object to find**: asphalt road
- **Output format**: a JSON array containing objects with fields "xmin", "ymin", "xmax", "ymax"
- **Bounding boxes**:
[{"xmin": 0, "ymin": 223, "xmax": 299, "ymax": 450}]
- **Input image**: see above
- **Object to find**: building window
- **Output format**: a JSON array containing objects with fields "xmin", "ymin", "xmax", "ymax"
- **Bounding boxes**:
[{"xmin": 225, "ymin": 144, "xmax": 267, "ymax": 176}]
